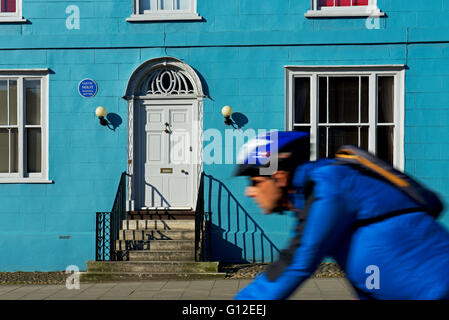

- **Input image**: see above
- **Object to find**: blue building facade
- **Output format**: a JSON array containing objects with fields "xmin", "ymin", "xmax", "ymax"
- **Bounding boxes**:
[{"xmin": 1, "ymin": 0, "xmax": 449, "ymax": 271}]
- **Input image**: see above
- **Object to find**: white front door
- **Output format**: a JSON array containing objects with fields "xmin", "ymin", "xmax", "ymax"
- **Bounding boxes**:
[{"xmin": 144, "ymin": 104, "xmax": 194, "ymax": 209}]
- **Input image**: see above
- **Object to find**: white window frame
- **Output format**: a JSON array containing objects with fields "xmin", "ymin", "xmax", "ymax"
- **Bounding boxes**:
[
  {"xmin": 285, "ymin": 65, "xmax": 405, "ymax": 170},
  {"xmin": 0, "ymin": 69, "xmax": 51, "ymax": 184},
  {"xmin": 0, "ymin": 0, "xmax": 26, "ymax": 23},
  {"xmin": 127, "ymin": 0, "xmax": 202, "ymax": 22},
  {"xmin": 305, "ymin": 0, "xmax": 384, "ymax": 18}
]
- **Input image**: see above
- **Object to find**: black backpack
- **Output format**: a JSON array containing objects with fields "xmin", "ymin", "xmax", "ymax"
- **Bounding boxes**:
[{"xmin": 334, "ymin": 145, "xmax": 443, "ymax": 219}]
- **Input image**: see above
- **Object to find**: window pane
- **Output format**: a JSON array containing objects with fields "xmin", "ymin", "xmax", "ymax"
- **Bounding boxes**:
[
  {"xmin": 294, "ymin": 126, "xmax": 310, "ymax": 133},
  {"xmin": 319, "ymin": 77, "xmax": 327, "ymax": 123},
  {"xmin": 294, "ymin": 78, "xmax": 310, "ymax": 124},
  {"xmin": 294, "ymin": 126, "xmax": 311, "ymax": 157},
  {"xmin": 11, "ymin": 128, "xmax": 17, "ymax": 173},
  {"xmin": 378, "ymin": 76, "xmax": 394, "ymax": 123},
  {"xmin": 9, "ymin": 80, "xmax": 17, "ymax": 126},
  {"xmin": 25, "ymin": 80, "xmax": 41, "ymax": 125},
  {"xmin": 361, "ymin": 77, "xmax": 368, "ymax": 123},
  {"xmin": 140, "ymin": 0, "xmax": 150, "ymax": 11},
  {"xmin": 0, "ymin": 129, "xmax": 8, "ymax": 173},
  {"xmin": 329, "ymin": 77, "xmax": 359, "ymax": 123},
  {"xmin": 27, "ymin": 128, "xmax": 42, "ymax": 173},
  {"xmin": 377, "ymin": 126, "xmax": 394, "ymax": 165},
  {"xmin": 353, "ymin": 0, "xmax": 369, "ymax": 5},
  {"xmin": 177, "ymin": 0, "xmax": 190, "ymax": 10},
  {"xmin": 336, "ymin": 0, "xmax": 352, "ymax": 6},
  {"xmin": 0, "ymin": 80, "xmax": 7, "ymax": 125},
  {"xmin": 319, "ymin": 0, "xmax": 333, "ymax": 6},
  {"xmin": 319, "ymin": 0, "xmax": 368, "ymax": 6},
  {"xmin": 1, "ymin": 0, "xmax": 16, "ymax": 13},
  {"xmin": 328, "ymin": 126, "xmax": 358, "ymax": 156},
  {"xmin": 318, "ymin": 126, "xmax": 327, "ymax": 158},
  {"xmin": 162, "ymin": 0, "xmax": 173, "ymax": 10}
]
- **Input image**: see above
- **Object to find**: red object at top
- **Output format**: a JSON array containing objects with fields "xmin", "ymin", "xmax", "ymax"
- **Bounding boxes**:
[
  {"xmin": 1, "ymin": 0, "xmax": 16, "ymax": 13},
  {"xmin": 318, "ymin": 0, "xmax": 369, "ymax": 6}
]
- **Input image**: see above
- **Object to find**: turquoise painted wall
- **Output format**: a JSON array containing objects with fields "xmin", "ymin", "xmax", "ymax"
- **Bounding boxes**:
[{"xmin": 1, "ymin": 0, "xmax": 449, "ymax": 270}]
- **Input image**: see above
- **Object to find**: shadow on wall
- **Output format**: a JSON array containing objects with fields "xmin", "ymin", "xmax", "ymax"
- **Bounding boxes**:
[
  {"xmin": 231, "ymin": 112, "xmax": 248, "ymax": 129},
  {"xmin": 202, "ymin": 173, "xmax": 280, "ymax": 263},
  {"xmin": 106, "ymin": 113, "xmax": 123, "ymax": 131}
]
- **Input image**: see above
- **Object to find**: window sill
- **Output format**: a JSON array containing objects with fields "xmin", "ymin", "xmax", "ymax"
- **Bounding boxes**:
[
  {"xmin": 126, "ymin": 12, "xmax": 203, "ymax": 22},
  {"xmin": 305, "ymin": 9, "xmax": 385, "ymax": 18},
  {"xmin": 0, "ymin": 179, "xmax": 53, "ymax": 184},
  {"xmin": 0, "ymin": 16, "xmax": 28, "ymax": 23}
]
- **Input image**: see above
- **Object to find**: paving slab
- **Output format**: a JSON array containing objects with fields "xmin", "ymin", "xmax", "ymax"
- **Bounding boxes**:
[
  {"xmin": 207, "ymin": 294, "xmax": 235, "ymax": 300},
  {"xmin": 162, "ymin": 281, "xmax": 191, "ymax": 290},
  {"xmin": 186, "ymin": 280, "xmax": 216, "ymax": 289},
  {"xmin": 0, "ymin": 278, "xmax": 357, "ymax": 300},
  {"xmin": 136, "ymin": 281, "xmax": 167, "ymax": 291}
]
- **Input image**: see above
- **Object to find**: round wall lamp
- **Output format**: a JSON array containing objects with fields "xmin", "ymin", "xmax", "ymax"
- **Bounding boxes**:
[
  {"xmin": 96, "ymin": 106, "xmax": 108, "ymax": 126},
  {"xmin": 221, "ymin": 105, "xmax": 233, "ymax": 126}
]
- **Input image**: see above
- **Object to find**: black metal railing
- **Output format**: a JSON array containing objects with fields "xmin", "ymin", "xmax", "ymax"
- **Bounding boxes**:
[
  {"xmin": 203, "ymin": 173, "xmax": 280, "ymax": 263},
  {"xmin": 194, "ymin": 172, "xmax": 213, "ymax": 262},
  {"xmin": 194, "ymin": 172, "xmax": 204, "ymax": 261},
  {"xmin": 96, "ymin": 171, "xmax": 127, "ymax": 261}
]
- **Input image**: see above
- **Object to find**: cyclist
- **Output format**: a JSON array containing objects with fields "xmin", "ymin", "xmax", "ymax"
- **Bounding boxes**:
[{"xmin": 234, "ymin": 131, "xmax": 449, "ymax": 300}]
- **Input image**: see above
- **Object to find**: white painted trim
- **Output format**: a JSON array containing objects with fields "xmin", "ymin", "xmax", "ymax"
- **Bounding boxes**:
[
  {"xmin": 42, "ymin": 74, "xmax": 49, "ymax": 181},
  {"xmin": 310, "ymin": 74, "xmax": 318, "ymax": 161},
  {"xmin": 136, "ymin": 94, "xmax": 204, "ymax": 101},
  {"xmin": 18, "ymin": 77, "xmax": 24, "ymax": 178},
  {"xmin": 396, "ymin": 70, "xmax": 406, "ymax": 171},
  {"xmin": 305, "ymin": 9, "xmax": 384, "ymax": 18},
  {"xmin": 125, "ymin": 57, "xmax": 204, "ymax": 211},
  {"xmin": 141, "ymin": 98, "xmax": 201, "ymax": 104},
  {"xmin": 368, "ymin": 74, "xmax": 377, "ymax": 155},
  {"xmin": 285, "ymin": 65, "xmax": 406, "ymax": 71},
  {"xmin": 127, "ymin": 12, "xmax": 202, "ymax": 22},
  {"xmin": 0, "ymin": 17, "xmax": 27, "ymax": 23},
  {"xmin": 0, "ymin": 71, "xmax": 49, "ymax": 182},
  {"xmin": 0, "ymin": 179, "xmax": 53, "ymax": 184},
  {"xmin": 0, "ymin": 0, "xmax": 26, "ymax": 23},
  {"xmin": 140, "ymin": 98, "xmax": 200, "ymax": 209},
  {"xmin": 306, "ymin": 0, "xmax": 384, "ymax": 18},
  {"xmin": 128, "ymin": 0, "xmax": 201, "ymax": 22},
  {"xmin": 0, "ymin": 69, "xmax": 50, "ymax": 75},
  {"xmin": 285, "ymin": 65, "xmax": 405, "ymax": 170}
]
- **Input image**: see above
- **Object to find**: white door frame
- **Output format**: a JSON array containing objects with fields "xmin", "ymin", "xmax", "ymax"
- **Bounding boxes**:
[
  {"xmin": 123, "ymin": 57, "xmax": 205, "ymax": 211},
  {"xmin": 140, "ymin": 97, "xmax": 201, "ymax": 210}
]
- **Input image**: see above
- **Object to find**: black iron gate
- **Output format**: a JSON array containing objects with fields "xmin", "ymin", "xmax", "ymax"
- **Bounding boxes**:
[{"xmin": 96, "ymin": 171, "xmax": 127, "ymax": 261}]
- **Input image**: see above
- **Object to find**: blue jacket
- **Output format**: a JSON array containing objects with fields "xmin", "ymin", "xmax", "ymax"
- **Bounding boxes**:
[{"xmin": 234, "ymin": 159, "xmax": 449, "ymax": 300}]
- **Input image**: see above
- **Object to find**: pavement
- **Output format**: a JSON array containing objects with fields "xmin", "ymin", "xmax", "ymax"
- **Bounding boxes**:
[{"xmin": 0, "ymin": 278, "xmax": 357, "ymax": 300}]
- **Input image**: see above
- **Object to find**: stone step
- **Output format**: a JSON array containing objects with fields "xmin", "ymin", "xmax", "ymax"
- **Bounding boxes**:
[
  {"xmin": 86, "ymin": 261, "xmax": 219, "ymax": 273},
  {"xmin": 118, "ymin": 230, "xmax": 195, "ymax": 241},
  {"xmin": 127, "ymin": 211, "xmax": 195, "ymax": 220},
  {"xmin": 115, "ymin": 240, "xmax": 195, "ymax": 251},
  {"xmin": 122, "ymin": 219, "xmax": 195, "ymax": 231},
  {"xmin": 80, "ymin": 272, "xmax": 226, "ymax": 283},
  {"xmin": 128, "ymin": 250, "xmax": 195, "ymax": 261}
]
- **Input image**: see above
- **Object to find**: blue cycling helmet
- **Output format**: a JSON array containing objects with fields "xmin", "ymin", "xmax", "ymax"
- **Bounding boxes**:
[{"xmin": 234, "ymin": 131, "xmax": 310, "ymax": 177}]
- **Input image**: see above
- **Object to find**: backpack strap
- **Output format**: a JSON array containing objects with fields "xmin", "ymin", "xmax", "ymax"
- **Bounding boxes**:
[{"xmin": 335, "ymin": 145, "xmax": 443, "ymax": 219}]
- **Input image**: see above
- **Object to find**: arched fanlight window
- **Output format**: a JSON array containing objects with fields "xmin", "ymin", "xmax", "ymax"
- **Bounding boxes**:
[{"xmin": 138, "ymin": 67, "xmax": 195, "ymax": 95}]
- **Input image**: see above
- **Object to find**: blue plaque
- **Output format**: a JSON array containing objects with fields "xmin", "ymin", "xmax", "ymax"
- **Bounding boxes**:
[{"xmin": 78, "ymin": 79, "xmax": 98, "ymax": 98}]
